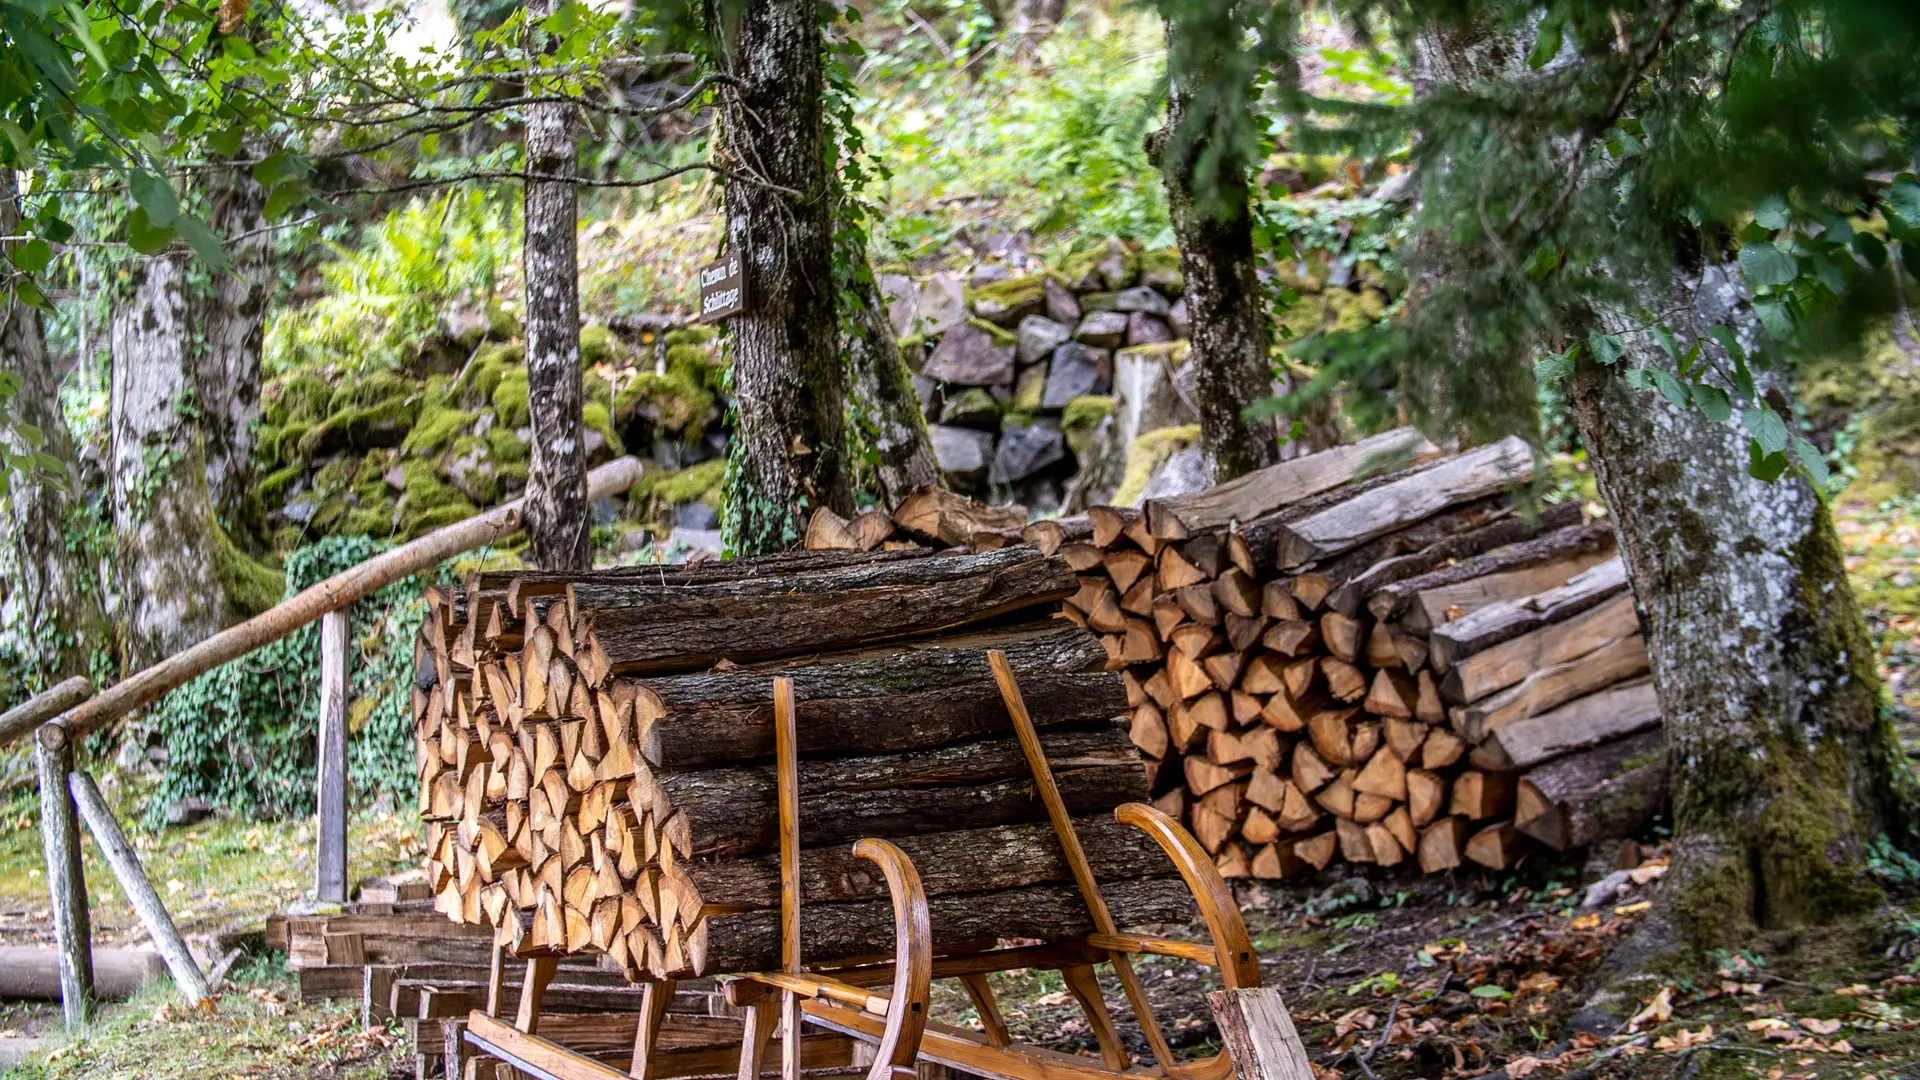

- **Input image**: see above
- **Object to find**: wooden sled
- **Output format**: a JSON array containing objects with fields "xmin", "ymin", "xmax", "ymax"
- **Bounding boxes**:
[{"xmin": 462, "ymin": 653, "xmax": 1307, "ymax": 1080}]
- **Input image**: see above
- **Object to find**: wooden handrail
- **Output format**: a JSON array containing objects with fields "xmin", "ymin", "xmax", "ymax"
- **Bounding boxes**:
[
  {"xmin": 31, "ymin": 456, "xmax": 644, "ymax": 751},
  {"xmin": 0, "ymin": 676, "xmax": 92, "ymax": 747}
]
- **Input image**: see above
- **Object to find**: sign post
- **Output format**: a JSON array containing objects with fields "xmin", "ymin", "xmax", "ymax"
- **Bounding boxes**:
[{"xmin": 699, "ymin": 256, "xmax": 745, "ymax": 322}]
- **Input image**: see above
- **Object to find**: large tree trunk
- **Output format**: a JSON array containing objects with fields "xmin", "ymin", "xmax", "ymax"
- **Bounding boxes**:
[
  {"xmin": 0, "ymin": 175, "xmax": 107, "ymax": 689},
  {"xmin": 522, "ymin": 0, "xmax": 589, "ymax": 572},
  {"xmin": 712, "ymin": 0, "xmax": 851, "ymax": 555},
  {"xmin": 109, "ymin": 256, "xmax": 238, "ymax": 669},
  {"xmin": 1566, "ymin": 268, "xmax": 1911, "ymax": 948},
  {"xmin": 191, "ymin": 158, "xmax": 271, "ymax": 548},
  {"xmin": 1150, "ymin": 13, "xmax": 1286, "ymax": 483},
  {"xmin": 1412, "ymin": 22, "xmax": 1918, "ymax": 951},
  {"xmin": 843, "ymin": 269, "xmax": 939, "ymax": 506}
]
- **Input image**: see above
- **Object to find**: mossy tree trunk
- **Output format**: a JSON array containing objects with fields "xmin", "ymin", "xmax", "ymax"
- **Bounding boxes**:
[
  {"xmin": 521, "ymin": 0, "xmax": 589, "ymax": 572},
  {"xmin": 1148, "ymin": 8, "xmax": 1285, "ymax": 483},
  {"xmin": 190, "ymin": 157, "xmax": 271, "ymax": 549},
  {"xmin": 0, "ymin": 174, "xmax": 107, "ymax": 689},
  {"xmin": 1567, "ymin": 268, "xmax": 1916, "ymax": 949},
  {"xmin": 712, "ymin": 0, "xmax": 852, "ymax": 555},
  {"xmin": 842, "ymin": 268, "xmax": 940, "ymax": 506},
  {"xmin": 1413, "ymin": 21, "xmax": 1918, "ymax": 953},
  {"xmin": 109, "ymin": 255, "xmax": 245, "ymax": 669}
]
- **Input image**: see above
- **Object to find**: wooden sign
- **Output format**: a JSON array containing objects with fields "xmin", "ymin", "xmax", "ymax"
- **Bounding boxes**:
[{"xmin": 698, "ymin": 256, "xmax": 745, "ymax": 322}]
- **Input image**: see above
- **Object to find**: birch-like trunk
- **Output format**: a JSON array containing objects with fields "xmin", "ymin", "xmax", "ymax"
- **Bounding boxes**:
[
  {"xmin": 521, "ymin": 0, "xmax": 589, "ymax": 572},
  {"xmin": 1152, "ymin": 15, "xmax": 1285, "ymax": 482},
  {"xmin": 109, "ymin": 255, "xmax": 233, "ymax": 669},
  {"xmin": 191, "ymin": 159, "xmax": 271, "ymax": 545},
  {"xmin": 1568, "ymin": 268, "xmax": 1911, "ymax": 946},
  {"xmin": 843, "ymin": 269, "xmax": 939, "ymax": 506},
  {"xmin": 714, "ymin": 0, "xmax": 851, "ymax": 555},
  {"xmin": 0, "ymin": 176, "xmax": 107, "ymax": 686}
]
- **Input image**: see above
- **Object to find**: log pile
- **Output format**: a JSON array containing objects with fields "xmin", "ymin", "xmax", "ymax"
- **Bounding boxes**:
[
  {"xmin": 413, "ymin": 546, "xmax": 1195, "ymax": 978},
  {"xmin": 802, "ymin": 431, "xmax": 1667, "ymax": 880}
]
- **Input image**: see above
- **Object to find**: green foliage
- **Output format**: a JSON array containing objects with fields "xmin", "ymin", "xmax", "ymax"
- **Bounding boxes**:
[
  {"xmin": 265, "ymin": 192, "xmax": 519, "ymax": 376},
  {"xmin": 147, "ymin": 536, "xmax": 448, "ymax": 822}
]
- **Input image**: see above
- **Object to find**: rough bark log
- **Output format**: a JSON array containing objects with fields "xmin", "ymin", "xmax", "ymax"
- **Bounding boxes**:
[
  {"xmin": 688, "ymin": 877, "xmax": 1193, "ymax": 976},
  {"xmin": 657, "ymin": 725, "xmax": 1144, "ymax": 855},
  {"xmin": 1329, "ymin": 502, "xmax": 1588, "ymax": 618},
  {"xmin": 1450, "ymin": 634, "xmax": 1649, "ymax": 743},
  {"xmin": 579, "ymin": 548, "xmax": 1075, "ymax": 674},
  {"xmin": 714, "ymin": 0, "xmax": 851, "ymax": 554},
  {"xmin": 680, "ymin": 816, "xmax": 1167, "ymax": 907},
  {"xmin": 1515, "ymin": 727, "xmax": 1667, "ymax": 850},
  {"xmin": 0, "ymin": 177, "xmax": 107, "ymax": 686},
  {"xmin": 0, "ymin": 946, "xmax": 163, "ymax": 1002},
  {"xmin": 1438, "ymin": 593, "xmax": 1639, "ymax": 703},
  {"xmin": 636, "ymin": 624, "xmax": 1119, "ymax": 767},
  {"xmin": 522, "ymin": 1, "xmax": 590, "ymax": 572}
]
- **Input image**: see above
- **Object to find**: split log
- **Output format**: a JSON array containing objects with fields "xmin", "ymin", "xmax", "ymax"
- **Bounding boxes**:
[
  {"xmin": 1515, "ymin": 728, "xmax": 1668, "ymax": 851},
  {"xmin": 892, "ymin": 485, "xmax": 1027, "ymax": 546},
  {"xmin": 1144, "ymin": 428, "xmax": 1437, "ymax": 540},
  {"xmin": 1327, "ymin": 504, "xmax": 1588, "ymax": 618},
  {"xmin": 1472, "ymin": 678, "xmax": 1660, "ymax": 772},
  {"xmin": 1429, "ymin": 557, "xmax": 1629, "ymax": 669},
  {"xmin": 1271, "ymin": 437, "xmax": 1534, "ymax": 570},
  {"xmin": 1362, "ymin": 520, "xmax": 1612, "ymax": 623},
  {"xmin": 1439, "ymin": 593, "xmax": 1640, "ymax": 704},
  {"xmin": 1450, "ymin": 635, "xmax": 1649, "ymax": 743}
]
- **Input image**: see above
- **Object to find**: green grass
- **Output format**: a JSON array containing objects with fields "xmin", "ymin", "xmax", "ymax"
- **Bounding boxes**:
[{"xmin": 1, "ymin": 960, "xmax": 405, "ymax": 1080}]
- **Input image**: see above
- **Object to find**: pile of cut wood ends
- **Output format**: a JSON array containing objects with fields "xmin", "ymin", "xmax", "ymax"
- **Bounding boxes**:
[{"xmin": 414, "ymin": 545, "xmax": 1194, "ymax": 978}]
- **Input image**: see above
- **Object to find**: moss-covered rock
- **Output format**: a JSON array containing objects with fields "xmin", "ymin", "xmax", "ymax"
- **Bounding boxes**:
[
  {"xmin": 1062, "ymin": 395, "xmax": 1116, "ymax": 433},
  {"xmin": 455, "ymin": 342, "xmax": 523, "ymax": 407},
  {"xmin": 488, "ymin": 427, "xmax": 529, "ymax": 465},
  {"xmin": 1139, "ymin": 249, "xmax": 1184, "ymax": 294},
  {"xmin": 583, "ymin": 401, "xmax": 625, "ymax": 461},
  {"xmin": 395, "ymin": 458, "xmax": 478, "ymax": 538},
  {"xmin": 486, "ymin": 299, "xmax": 520, "ymax": 341},
  {"xmin": 272, "ymin": 373, "xmax": 336, "ymax": 425},
  {"xmin": 1801, "ymin": 319, "xmax": 1920, "ymax": 505},
  {"xmin": 403, "ymin": 381, "xmax": 474, "ymax": 456},
  {"xmin": 629, "ymin": 459, "xmax": 727, "ymax": 528},
  {"xmin": 1113, "ymin": 424, "xmax": 1202, "ymax": 506},
  {"xmin": 300, "ymin": 371, "xmax": 424, "ymax": 456},
  {"xmin": 492, "ymin": 366, "xmax": 531, "ymax": 428},
  {"xmin": 213, "ymin": 523, "xmax": 285, "ymax": 617},
  {"xmin": 613, "ymin": 350, "xmax": 720, "ymax": 442},
  {"xmin": 664, "ymin": 325, "xmax": 715, "ymax": 348},
  {"xmin": 581, "ymin": 323, "xmax": 621, "ymax": 366},
  {"xmin": 967, "ymin": 274, "xmax": 1047, "ymax": 325}
]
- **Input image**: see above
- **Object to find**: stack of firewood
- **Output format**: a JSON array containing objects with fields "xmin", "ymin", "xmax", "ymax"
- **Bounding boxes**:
[
  {"xmin": 799, "ymin": 430, "xmax": 1667, "ymax": 880},
  {"xmin": 412, "ymin": 546, "xmax": 1198, "ymax": 977}
]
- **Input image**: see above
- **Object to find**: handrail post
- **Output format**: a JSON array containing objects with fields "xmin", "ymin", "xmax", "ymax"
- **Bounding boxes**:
[
  {"xmin": 315, "ymin": 607, "xmax": 351, "ymax": 905},
  {"xmin": 36, "ymin": 730, "xmax": 93, "ymax": 1028}
]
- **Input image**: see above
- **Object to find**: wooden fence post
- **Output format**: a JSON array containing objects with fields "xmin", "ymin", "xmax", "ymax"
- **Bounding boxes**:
[
  {"xmin": 35, "ymin": 735, "xmax": 92, "ymax": 1028},
  {"xmin": 68, "ymin": 771, "xmax": 213, "ymax": 1004},
  {"xmin": 316, "ymin": 607, "xmax": 350, "ymax": 905}
]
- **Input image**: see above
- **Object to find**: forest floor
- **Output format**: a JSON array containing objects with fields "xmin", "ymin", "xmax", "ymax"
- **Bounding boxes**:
[{"xmin": 0, "ymin": 497, "xmax": 1917, "ymax": 1079}]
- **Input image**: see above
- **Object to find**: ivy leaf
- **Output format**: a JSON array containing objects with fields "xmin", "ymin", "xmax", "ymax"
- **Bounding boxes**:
[
  {"xmin": 1749, "ymin": 442, "xmax": 1789, "ymax": 482},
  {"xmin": 1527, "ymin": 17, "xmax": 1564, "ymax": 69},
  {"xmin": 1745, "ymin": 406, "xmax": 1788, "ymax": 454},
  {"xmin": 1791, "ymin": 435, "xmax": 1831, "ymax": 491},
  {"xmin": 125, "ymin": 206, "xmax": 173, "ymax": 255},
  {"xmin": 1691, "ymin": 382, "xmax": 1732, "ymax": 423},
  {"xmin": 1588, "ymin": 331, "xmax": 1624, "ymax": 366},
  {"xmin": 1738, "ymin": 241, "xmax": 1797, "ymax": 288},
  {"xmin": 1886, "ymin": 179, "xmax": 1920, "ymax": 231},
  {"xmin": 6, "ymin": 238, "xmax": 51, "ymax": 273},
  {"xmin": 1753, "ymin": 193, "xmax": 1791, "ymax": 231},
  {"xmin": 127, "ymin": 169, "xmax": 180, "ymax": 228},
  {"xmin": 1651, "ymin": 368, "xmax": 1690, "ymax": 409},
  {"xmin": 1534, "ymin": 350, "xmax": 1573, "ymax": 384},
  {"xmin": 1625, "ymin": 368, "xmax": 1658, "ymax": 392},
  {"xmin": 1470, "ymin": 985, "xmax": 1512, "ymax": 999}
]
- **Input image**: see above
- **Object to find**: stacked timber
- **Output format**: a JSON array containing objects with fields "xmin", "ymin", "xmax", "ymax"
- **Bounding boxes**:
[
  {"xmin": 414, "ymin": 545, "xmax": 1195, "ymax": 979},
  {"xmin": 840, "ymin": 430, "xmax": 1669, "ymax": 880}
]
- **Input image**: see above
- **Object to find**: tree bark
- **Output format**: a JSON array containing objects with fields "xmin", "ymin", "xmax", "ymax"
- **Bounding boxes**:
[
  {"xmin": 1566, "ymin": 267, "xmax": 1914, "ymax": 947},
  {"xmin": 109, "ymin": 254, "xmax": 237, "ymax": 669},
  {"xmin": 191, "ymin": 159, "xmax": 271, "ymax": 547},
  {"xmin": 0, "ymin": 174, "xmax": 107, "ymax": 688},
  {"xmin": 712, "ymin": 0, "xmax": 851, "ymax": 555},
  {"xmin": 1150, "ymin": 12, "xmax": 1284, "ymax": 482},
  {"xmin": 842, "ymin": 269, "xmax": 939, "ymax": 506},
  {"xmin": 522, "ymin": 0, "xmax": 589, "ymax": 573}
]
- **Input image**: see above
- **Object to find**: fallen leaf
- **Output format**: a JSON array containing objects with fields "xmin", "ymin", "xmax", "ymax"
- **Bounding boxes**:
[
  {"xmin": 1629, "ymin": 985, "xmax": 1674, "ymax": 1030},
  {"xmin": 1614, "ymin": 900, "xmax": 1651, "ymax": 916},
  {"xmin": 1747, "ymin": 1018, "xmax": 1791, "ymax": 1033},
  {"xmin": 1506, "ymin": 1055, "xmax": 1546, "ymax": 1078},
  {"xmin": 1627, "ymin": 859, "xmax": 1669, "ymax": 885},
  {"xmin": 1334, "ymin": 1007, "xmax": 1378, "ymax": 1038},
  {"xmin": 1829, "ymin": 1039, "xmax": 1853, "ymax": 1053},
  {"xmin": 1569, "ymin": 912, "xmax": 1601, "ymax": 931},
  {"xmin": 1800, "ymin": 1017, "xmax": 1842, "ymax": 1036},
  {"xmin": 1655, "ymin": 1024, "xmax": 1714, "ymax": 1052},
  {"xmin": 1834, "ymin": 984, "xmax": 1874, "ymax": 996}
]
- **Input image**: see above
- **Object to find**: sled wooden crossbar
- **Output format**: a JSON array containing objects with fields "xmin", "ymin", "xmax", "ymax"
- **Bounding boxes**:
[
  {"xmin": 463, "ymin": 656, "xmax": 1311, "ymax": 1080},
  {"xmin": 21, "ymin": 457, "xmax": 645, "ymax": 1030}
]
